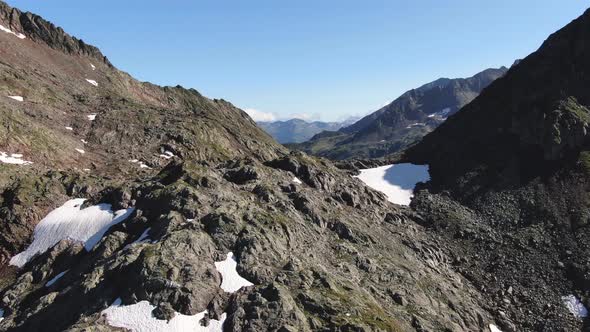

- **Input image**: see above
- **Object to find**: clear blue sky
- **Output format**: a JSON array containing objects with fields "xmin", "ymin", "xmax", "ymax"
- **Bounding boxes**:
[{"xmin": 6, "ymin": 0, "xmax": 589, "ymax": 121}]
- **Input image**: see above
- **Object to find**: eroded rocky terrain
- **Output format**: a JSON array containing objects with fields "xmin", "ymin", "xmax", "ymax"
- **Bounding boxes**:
[
  {"xmin": 0, "ymin": 2, "xmax": 508, "ymax": 331},
  {"xmin": 1, "ymin": 1, "xmax": 589, "ymax": 331}
]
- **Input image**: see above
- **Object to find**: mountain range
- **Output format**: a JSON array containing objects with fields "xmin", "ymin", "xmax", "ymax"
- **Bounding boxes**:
[
  {"xmin": 0, "ymin": 1, "xmax": 589, "ymax": 331},
  {"xmin": 291, "ymin": 66, "xmax": 508, "ymax": 160},
  {"xmin": 257, "ymin": 117, "xmax": 359, "ymax": 144}
]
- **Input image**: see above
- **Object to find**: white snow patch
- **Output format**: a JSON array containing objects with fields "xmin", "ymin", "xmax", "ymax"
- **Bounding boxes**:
[
  {"xmin": 354, "ymin": 163, "xmax": 429, "ymax": 206},
  {"xmin": 123, "ymin": 228, "xmax": 152, "ymax": 249},
  {"xmin": 405, "ymin": 123, "xmax": 426, "ymax": 129},
  {"xmin": 81, "ymin": 139, "xmax": 88, "ymax": 144},
  {"xmin": 129, "ymin": 159, "xmax": 151, "ymax": 169},
  {"xmin": 8, "ymin": 96, "xmax": 23, "ymax": 102},
  {"xmin": 9, "ymin": 199, "xmax": 134, "ymax": 267},
  {"xmin": 45, "ymin": 270, "xmax": 69, "ymax": 287},
  {"xmin": 292, "ymin": 177, "xmax": 302, "ymax": 184},
  {"xmin": 214, "ymin": 252, "xmax": 254, "ymax": 293},
  {"xmin": 75, "ymin": 148, "xmax": 85, "ymax": 154},
  {"xmin": 90, "ymin": 64, "xmax": 96, "ymax": 70},
  {"xmin": 489, "ymin": 324, "xmax": 502, "ymax": 332},
  {"xmin": 102, "ymin": 298, "xmax": 226, "ymax": 332},
  {"xmin": 0, "ymin": 24, "xmax": 26, "ymax": 39},
  {"xmin": 87, "ymin": 114, "xmax": 97, "ymax": 121},
  {"xmin": 562, "ymin": 295, "xmax": 588, "ymax": 318},
  {"xmin": 159, "ymin": 151, "xmax": 175, "ymax": 159},
  {"xmin": 0, "ymin": 152, "xmax": 32, "ymax": 165},
  {"xmin": 133, "ymin": 228, "xmax": 151, "ymax": 244},
  {"xmin": 65, "ymin": 127, "xmax": 73, "ymax": 131},
  {"xmin": 85, "ymin": 79, "xmax": 98, "ymax": 87},
  {"xmin": 428, "ymin": 107, "xmax": 451, "ymax": 119}
]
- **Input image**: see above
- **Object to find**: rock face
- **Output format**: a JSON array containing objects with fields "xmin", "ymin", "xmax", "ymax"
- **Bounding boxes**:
[
  {"xmin": 0, "ymin": 2, "xmax": 503, "ymax": 331},
  {"xmin": 0, "ymin": 2, "xmax": 109, "ymax": 64},
  {"xmin": 291, "ymin": 67, "xmax": 507, "ymax": 160},
  {"xmin": 405, "ymin": 7, "xmax": 590, "ymax": 332}
]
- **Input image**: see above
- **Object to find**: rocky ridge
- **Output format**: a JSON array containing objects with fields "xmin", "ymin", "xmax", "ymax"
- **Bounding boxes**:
[
  {"xmin": 291, "ymin": 67, "xmax": 507, "ymax": 160},
  {"xmin": 404, "ymin": 7, "xmax": 590, "ymax": 332}
]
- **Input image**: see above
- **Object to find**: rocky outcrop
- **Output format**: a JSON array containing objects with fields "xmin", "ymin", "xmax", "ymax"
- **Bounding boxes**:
[
  {"xmin": 0, "ymin": 2, "xmax": 110, "ymax": 65},
  {"xmin": 404, "ymin": 7, "xmax": 590, "ymax": 331}
]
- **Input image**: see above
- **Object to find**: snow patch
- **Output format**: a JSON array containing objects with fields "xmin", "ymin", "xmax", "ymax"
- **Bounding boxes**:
[
  {"xmin": 0, "ymin": 152, "xmax": 32, "ymax": 165},
  {"xmin": 75, "ymin": 148, "xmax": 85, "ymax": 154},
  {"xmin": 292, "ymin": 177, "xmax": 302, "ymax": 184},
  {"xmin": 102, "ymin": 298, "xmax": 226, "ymax": 332},
  {"xmin": 85, "ymin": 79, "xmax": 98, "ymax": 87},
  {"xmin": 46, "ymin": 270, "xmax": 69, "ymax": 287},
  {"xmin": 90, "ymin": 64, "xmax": 96, "ymax": 70},
  {"xmin": 159, "ymin": 151, "xmax": 175, "ymax": 159},
  {"xmin": 428, "ymin": 107, "xmax": 451, "ymax": 119},
  {"xmin": 8, "ymin": 96, "xmax": 23, "ymax": 102},
  {"xmin": 9, "ymin": 199, "xmax": 134, "ymax": 267},
  {"xmin": 562, "ymin": 295, "xmax": 588, "ymax": 318},
  {"xmin": 214, "ymin": 252, "xmax": 254, "ymax": 293},
  {"xmin": 489, "ymin": 324, "xmax": 502, "ymax": 332},
  {"xmin": 87, "ymin": 114, "xmax": 97, "ymax": 121},
  {"xmin": 81, "ymin": 139, "xmax": 88, "ymax": 144},
  {"xmin": 65, "ymin": 127, "xmax": 73, "ymax": 131},
  {"xmin": 0, "ymin": 24, "xmax": 26, "ymax": 39},
  {"xmin": 354, "ymin": 163, "xmax": 429, "ymax": 206},
  {"xmin": 406, "ymin": 123, "xmax": 426, "ymax": 129},
  {"xmin": 129, "ymin": 159, "xmax": 151, "ymax": 169}
]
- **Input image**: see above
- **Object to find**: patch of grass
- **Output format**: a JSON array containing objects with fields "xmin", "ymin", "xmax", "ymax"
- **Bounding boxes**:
[{"xmin": 578, "ymin": 151, "xmax": 590, "ymax": 174}]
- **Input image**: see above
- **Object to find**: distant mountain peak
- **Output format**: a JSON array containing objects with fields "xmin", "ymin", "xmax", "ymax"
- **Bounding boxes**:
[{"xmin": 291, "ymin": 66, "xmax": 508, "ymax": 160}]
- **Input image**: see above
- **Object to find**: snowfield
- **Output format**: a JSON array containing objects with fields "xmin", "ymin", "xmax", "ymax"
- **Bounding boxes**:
[
  {"xmin": 7, "ymin": 96, "xmax": 23, "ymax": 102},
  {"xmin": 562, "ymin": 295, "xmax": 588, "ymax": 318},
  {"xmin": 214, "ymin": 252, "xmax": 254, "ymax": 293},
  {"xmin": 0, "ymin": 24, "xmax": 26, "ymax": 39},
  {"xmin": 102, "ymin": 299, "xmax": 226, "ymax": 332},
  {"xmin": 10, "ymin": 199, "xmax": 134, "ymax": 267},
  {"xmin": 0, "ymin": 152, "xmax": 32, "ymax": 165},
  {"xmin": 354, "ymin": 163, "xmax": 430, "ymax": 206}
]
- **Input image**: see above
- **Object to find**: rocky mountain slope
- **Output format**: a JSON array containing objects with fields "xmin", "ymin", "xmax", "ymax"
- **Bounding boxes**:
[
  {"xmin": 403, "ymin": 7, "xmax": 590, "ymax": 332},
  {"xmin": 292, "ymin": 67, "xmax": 507, "ymax": 160},
  {"xmin": 0, "ymin": 2, "xmax": 509, "ymax": 331},
  {"xmin": 257, "ymin": 118, "xmax": 354, "ymax": 144}
]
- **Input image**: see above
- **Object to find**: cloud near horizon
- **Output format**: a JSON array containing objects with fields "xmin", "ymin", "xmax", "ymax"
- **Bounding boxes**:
[{"xmin": 244, "ymin": 108, "xmax": 277, "ymax": 122}]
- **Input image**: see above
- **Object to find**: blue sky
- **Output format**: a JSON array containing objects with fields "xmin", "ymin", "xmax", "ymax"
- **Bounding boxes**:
[{"xmin": 6, "ymin": 1, "xmax": 589, "ymax": 121}]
